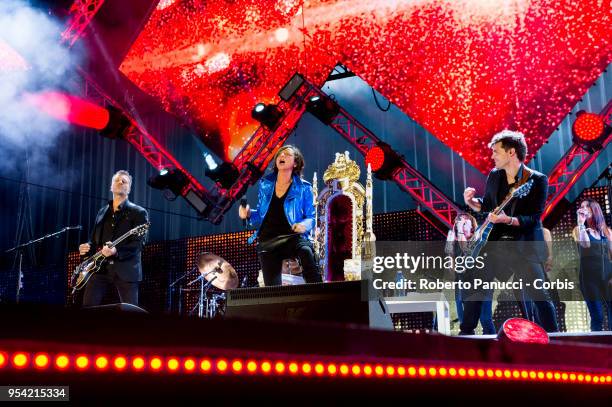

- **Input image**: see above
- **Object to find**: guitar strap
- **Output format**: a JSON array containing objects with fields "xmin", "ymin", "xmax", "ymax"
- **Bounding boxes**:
[{"xmin": 508, "ymin": 165, "xmax": 533, "ymax": 216}]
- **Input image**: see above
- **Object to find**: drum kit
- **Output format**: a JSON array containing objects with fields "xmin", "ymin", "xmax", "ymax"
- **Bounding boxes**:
[{"xmin": 171, "ymin": 252, "xmax": 239, "ymax": 319}]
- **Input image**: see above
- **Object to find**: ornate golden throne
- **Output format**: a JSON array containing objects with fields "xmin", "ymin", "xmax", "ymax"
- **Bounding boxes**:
[{"xmin": 313, "ymin": 151, "xmax": 375, "ymax": 282}]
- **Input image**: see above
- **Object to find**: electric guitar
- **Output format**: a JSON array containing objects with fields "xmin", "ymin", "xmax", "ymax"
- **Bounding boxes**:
[
  {"xmin": 71, "ymin": 223, "xmax": 149, "ymax": 293},
  {"xmin": 462, "ymin": 180, "xmax": 533, "ymax": 257}
]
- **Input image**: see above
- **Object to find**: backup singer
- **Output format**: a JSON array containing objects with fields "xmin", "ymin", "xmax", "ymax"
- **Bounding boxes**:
[
  {"xmin": 78, "ymin": 170, "xmax": 149, "ymax": 306},
  {"xmin": 573, "ymin": 199, "xmax": 612, "ymax": 331},
  {"xmin": 239, "ymin": 145, "xmax": 322, "ymax": 286},
  {"xmin": 445, "ymin": 213, "xmax": 495, "ymax": 334},
  {"xmin": 462, "ymin": 130, "xmax": 558, "ymax": 334}
]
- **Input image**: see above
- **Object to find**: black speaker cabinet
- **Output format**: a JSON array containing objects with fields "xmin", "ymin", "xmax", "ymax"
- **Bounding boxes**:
[{"xmin": 226, "ymin": 280, "xmax": 393, "ymax": 330}]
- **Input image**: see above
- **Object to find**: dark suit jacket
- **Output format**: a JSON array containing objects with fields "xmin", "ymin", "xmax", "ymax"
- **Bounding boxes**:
[
  {"xmin": 87, "ymin": 200, "xmax": 149, "ymax": 282},
  {"xmin": 478, "ymin": 166, "xmax": 548, "ymax": 261}
]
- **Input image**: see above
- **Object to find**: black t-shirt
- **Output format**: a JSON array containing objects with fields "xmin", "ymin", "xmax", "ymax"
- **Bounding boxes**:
[{"xmin": 258, "ymin": 188, "xmax": 293, "ymax": 242}]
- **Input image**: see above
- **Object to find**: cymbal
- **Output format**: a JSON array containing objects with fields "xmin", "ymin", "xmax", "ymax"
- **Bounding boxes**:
[{"xmin": 196, "ymin": 252, "xmax": 239, "ymax": 290}]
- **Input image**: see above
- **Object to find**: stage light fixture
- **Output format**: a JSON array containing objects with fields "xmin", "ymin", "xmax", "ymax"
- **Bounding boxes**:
[
  {"xmin": 497, "ymin": 317, "xmax": 549, "ymax": 344},
  {"xmin": 100, "ymin": 105, "xmax": 132, "ymax": 139},
  {"xmin": 572, "ymin": 110, "xmax": 610, "ymax": 152},
  {"xmin": 365, "ymin": 142, "xmax": 403, "ymax": 180},
  {"xmin": 305, "ymin": 94, "xmax": 340, "ymax": 125},
  {"xmin": 147, "ymin": 167, "xmax": 189, "ymax": 198},
  {"xmin": 251, "ymin": 103, "xmax": 283, "ymax": 130},
  {"xmin": 278, "ymin": 72, "xmax": 305, "ymax": 101},
  {"xmin": 205, "ymin": 161, "xmax": 240, "ymax": 189}
]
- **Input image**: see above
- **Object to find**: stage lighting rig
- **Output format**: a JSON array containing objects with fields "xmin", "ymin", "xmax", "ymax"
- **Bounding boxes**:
[
  {"xmin": 365, "ymin": 142, "xmax": 403, "ymax": 180},
  {"xmin": 305, "ymin": 94, "xmax": 340, "ymax": 125},
  {"xmin": 251, "ymin": 103, "xmax": 283, "ymax": 130},
  {"xmin": 100, "ymin": 105, "xmax": 132, "ymax": 139},
  {"xmin": 572, "ymin": 110, "xmax": 611, "ymax": 152},
  {"xmin": 205, "ymin": 161, "xmax": 240, "ymax": 190},
  {"xmin": 278, "ymin": 72, "xmax": 305, "ymax": 101},
  {"xmin": 147, "ymin": 167, "xmax": 189, "ymax": 200}
]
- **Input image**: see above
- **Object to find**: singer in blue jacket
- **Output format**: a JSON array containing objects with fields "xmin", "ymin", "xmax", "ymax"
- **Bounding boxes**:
[{"xmin": 239, "ymin": 145, "xmax": 322, "ymax": 286}]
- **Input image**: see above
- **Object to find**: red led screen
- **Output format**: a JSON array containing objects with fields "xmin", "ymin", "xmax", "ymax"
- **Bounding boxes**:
[{"xmin": 120, "ymin": 0, "xmax": 611, "ymax": 173}]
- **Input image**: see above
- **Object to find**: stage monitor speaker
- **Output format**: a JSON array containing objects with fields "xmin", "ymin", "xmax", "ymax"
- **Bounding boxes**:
[
  {"xmin": 225, "ymin": 280, "xmax": 393, "ymax": 330},
  {"xmin": 82, "ymin": 303, "xmax": 149, "ymax": 313}
]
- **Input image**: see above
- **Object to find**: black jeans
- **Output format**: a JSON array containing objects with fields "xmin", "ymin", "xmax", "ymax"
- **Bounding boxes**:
[
  {"xmin": 257, "ymin": 235, "xmax": 322, "ymax": 286},
  {"xmin": 460, "ymin": 248, "xmax": 558, "ymax": 335},
  {"xmin": 82, "ymin": 270, "xmax": 139, "ymax": 307}
]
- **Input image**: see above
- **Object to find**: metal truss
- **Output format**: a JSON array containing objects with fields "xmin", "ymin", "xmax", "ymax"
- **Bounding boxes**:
[
  {"xmin": 80, "ymin": 71, "xmax": 215, "ymax": 218},
  {"xmin": 61, "ymin": 0, "xmax": 105, "ymax": 47},
  {"xmin": 209, "ymin": 82, "xmax": 317, "ymax": 223},
  {"xmin": 543, "ymin": 100, "xmax": 612, "ymax": 219},
  {"xmin": 226, "ymin": 78, "xmax": 459, "ymax": 231},
  {"xmin": 302, "ymin": 87, "xmax": 459, "ymax": 230}
]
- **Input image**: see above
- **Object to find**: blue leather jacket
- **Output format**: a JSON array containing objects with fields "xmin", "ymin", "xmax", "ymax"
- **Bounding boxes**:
[{"xmin": 247, "ymin": 172, "xmax": 316, "ymax": 244}]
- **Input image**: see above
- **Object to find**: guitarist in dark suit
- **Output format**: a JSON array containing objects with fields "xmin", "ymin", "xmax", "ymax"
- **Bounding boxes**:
[
  {"xmin": 462, "ymin": 130, "xmax": 558, "ymax": 335},
  {"xmin": 78, "ymin": 170, "xmax": 149, "ymax": 307}
]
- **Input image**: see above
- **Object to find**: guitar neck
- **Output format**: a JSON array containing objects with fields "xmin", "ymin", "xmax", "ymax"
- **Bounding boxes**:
[
  {"xmin": 110, "ymin": 229, "xmax": 137, "ymax": 248},
  {"xmin": 473, "ymin": 194, "xmax": 516, "ymax": 235}
]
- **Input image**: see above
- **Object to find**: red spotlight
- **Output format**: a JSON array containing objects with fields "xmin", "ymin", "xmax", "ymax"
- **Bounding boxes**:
[
  {"xmin": 365, "ymin": 146, "xmax": 385, "ymax": 172},
  {"xmin": 574, "ymin": 112, "xmax": 604, "ymax": 141},
  {"xmin": 365, "ymin": 142, "xmax": 403, "ymax": 180},
  {"xmin": 23, "ymin": 91, "xmax": 110, "ymax": 130},
  {"xmin": 498, "ymin": 318, "xmax": 549, "ymax": 344},
  {"xmin": 572, "ymin": 111, "xmax": 610, "ymax": 151}
]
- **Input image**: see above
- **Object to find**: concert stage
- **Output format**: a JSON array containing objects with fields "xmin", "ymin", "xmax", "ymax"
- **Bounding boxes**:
[
  {"xmin": 1, "ymin": 0, "xmax": 612, "ymax": 403},
  {"xmin": 0, "ymin": 303, "xmax": 610, "ymax": 402}
]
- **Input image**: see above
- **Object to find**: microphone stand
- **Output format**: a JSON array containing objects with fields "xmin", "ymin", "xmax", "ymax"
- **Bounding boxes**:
[{"xmin": 4, "ymin": 226, "xmax": 81, "ymax": 303}]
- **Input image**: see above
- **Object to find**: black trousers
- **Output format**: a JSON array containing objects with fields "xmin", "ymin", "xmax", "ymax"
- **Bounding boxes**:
[
  {"xmin": 460, "ymin": 248, "xmax": 558, "ymax": 335},
  {"xmin": 82, "ymin": 270, "xmax": 139, "ymax": 307},
  {"xmin": 258, "ymin": 236, "xmax": 322, "ymax": 286}
]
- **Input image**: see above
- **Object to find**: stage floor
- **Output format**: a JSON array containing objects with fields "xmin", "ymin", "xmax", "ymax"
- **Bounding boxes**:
[{"xmin": 0, "ymin": 304, "xmax": 610, "ymax": 402}]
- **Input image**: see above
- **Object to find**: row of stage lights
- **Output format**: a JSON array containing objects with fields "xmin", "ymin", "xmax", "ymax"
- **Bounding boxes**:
[
  {"xmin": 251, "ymin": 74, "xmax": 610, "ymax": 182},
  {"xmin": 1, "ymin": 351, "xmax": 610, "ymax": 384},
  {"xmin": 250, "ymin": 73, "xmax": 404, "ymax": 181},
  {"xmin": 24, "ymin": 77, "xmax": 610, "ymax": 198}
]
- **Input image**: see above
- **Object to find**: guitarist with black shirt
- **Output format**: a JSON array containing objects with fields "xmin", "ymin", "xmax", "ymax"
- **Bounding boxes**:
[
  {"xmin": 78, "ymin": 170, "xmax": 149, "ymax": 307},
  {"xmin": 462, "ymin": 130, "xmax": 558, "ymax": 335}
]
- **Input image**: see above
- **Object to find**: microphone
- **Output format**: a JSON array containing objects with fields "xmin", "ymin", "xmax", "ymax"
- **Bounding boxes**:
[{"xmin": 240, "ymin": 198, "xmax": 248, "ymax": 227}]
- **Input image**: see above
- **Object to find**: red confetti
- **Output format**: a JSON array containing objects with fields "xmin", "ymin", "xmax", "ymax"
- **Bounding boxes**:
[{"xmin": 120, "ymin": 0, "xmax": 612, "ymax": 172}]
